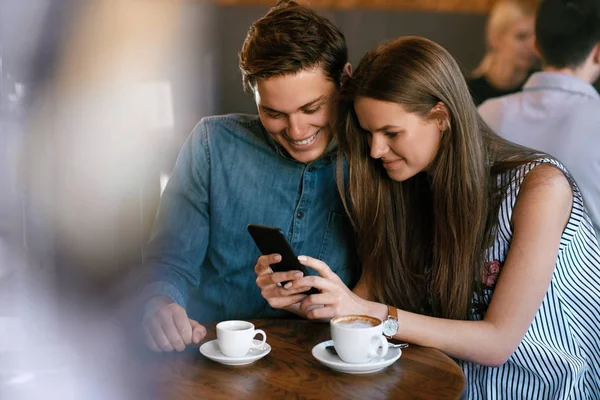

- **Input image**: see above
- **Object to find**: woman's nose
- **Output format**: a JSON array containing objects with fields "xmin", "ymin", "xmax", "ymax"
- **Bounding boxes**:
[{"xmin": 369, "ymin": 134, "xmax": 388, "ymax": 159}]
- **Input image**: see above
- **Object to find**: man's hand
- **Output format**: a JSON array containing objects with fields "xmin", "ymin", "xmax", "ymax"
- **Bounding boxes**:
[
  {"xmin": 142, "ymin": 295, "xmax": 206, "ymax": 352},
  {"xmin": 255, "ymin": 254, "xmax": 311, "ymax": 309}
]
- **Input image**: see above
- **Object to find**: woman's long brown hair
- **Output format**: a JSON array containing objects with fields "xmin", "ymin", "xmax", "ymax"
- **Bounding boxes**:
[{"xmin": 334, "ymin": 37, "xmax": 541, "ymax": 320}]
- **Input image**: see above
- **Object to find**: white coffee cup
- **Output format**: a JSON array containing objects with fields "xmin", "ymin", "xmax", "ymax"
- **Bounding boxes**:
[
  {"xmin": 330, "ymin": 315, "xmax": 389, "ymax": 364},
  {"xmin": 216, "ymin": 320, "xmax": 267, "ymax": 358}
]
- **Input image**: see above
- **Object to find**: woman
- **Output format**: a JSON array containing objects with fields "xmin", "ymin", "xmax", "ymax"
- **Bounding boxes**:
[
  {"xmin": 468, "ymin": 0, "xmax": 538, "ymax": 105},
  {"xmin": 255, "ymin": 37, "xmax": 600, "ymax": 398}
]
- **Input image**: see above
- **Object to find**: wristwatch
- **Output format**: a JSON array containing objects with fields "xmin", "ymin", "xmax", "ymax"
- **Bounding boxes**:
[{"xmin": 382, "ymin": 305, "xmax": 399, "ymax": 339}]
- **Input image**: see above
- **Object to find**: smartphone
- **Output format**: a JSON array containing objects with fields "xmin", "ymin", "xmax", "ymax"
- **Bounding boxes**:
[{"xmin": 247, "ymin": 224, "xmax": 318, "ymax": 295}]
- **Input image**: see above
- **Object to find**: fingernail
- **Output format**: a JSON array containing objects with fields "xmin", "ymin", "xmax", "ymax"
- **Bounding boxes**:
[
  {"xmin": 273, "ymin": 254, "xmax": 282, "ymax": 262},
  {"xmin": 284, "ymin": 282, "xmax": 292, "ymax": 289},
  {"xmin": 294, "ymin": 272, "xmax": 303, "ymax": 279},
  {"xmin": 298, "ymin": 256, "xmax": 307, "ymax": 262}
]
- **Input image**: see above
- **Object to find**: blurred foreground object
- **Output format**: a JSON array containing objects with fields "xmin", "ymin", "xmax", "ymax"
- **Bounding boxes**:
[{"xmin": 1, "ymin": 1, "xmax": 196, "ymax": 398}]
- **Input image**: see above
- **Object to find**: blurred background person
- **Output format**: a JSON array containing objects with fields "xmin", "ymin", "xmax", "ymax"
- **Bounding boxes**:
[
  {"xmin": 468, "ymin": 0, "xmax": 539, "ymax": 105},
  {"xmin": 479, "ymin": 0, "xmax": 600, "ymax": 242}
]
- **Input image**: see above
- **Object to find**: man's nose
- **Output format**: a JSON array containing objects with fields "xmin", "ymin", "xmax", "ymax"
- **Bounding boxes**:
[{"xmin": 287, "ymin": 114, "xmax": 308, "ymax": 139}]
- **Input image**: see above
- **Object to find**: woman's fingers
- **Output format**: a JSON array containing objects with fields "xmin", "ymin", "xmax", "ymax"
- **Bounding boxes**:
[
  {"xmin": 305, "ymin": 305, "xmax": 335, "ymax": 320},
  {"xmin": 267, "ymin": 293, "xmax": 309, "ymax": 309},
  {"xmin": 297, "ymin": 255, "xmax": 340, "ymax": 281},
  {"xmin": 282, "ymin": 274, "xmax": 335, "ymax": 293}
]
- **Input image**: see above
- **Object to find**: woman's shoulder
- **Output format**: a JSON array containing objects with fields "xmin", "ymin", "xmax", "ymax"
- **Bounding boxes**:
[
  {"xmin": 520, "ymin": 161, "xmax": 571, "ymax": 191},
  {"xmin": 499, "ymin": 157, "xmax": 595, "ymax": 248},
  {"xmin": 497, "ymin": 157, "xmax": 575, "ymax": 200},
  {"xmin": 516, "ymin": 163, "xmax": 573, "ymax": 220}
]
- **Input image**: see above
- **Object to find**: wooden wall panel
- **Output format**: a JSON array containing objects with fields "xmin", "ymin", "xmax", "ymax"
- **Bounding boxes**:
[{"xmin": 216, "ymin": 0, "xmax": 495, "ymax": 14}]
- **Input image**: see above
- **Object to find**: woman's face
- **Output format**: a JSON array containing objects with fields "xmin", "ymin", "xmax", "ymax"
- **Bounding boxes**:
[
  {"xmin": 354, "ymin": 97, "xmax": 442, "ymax": 182},
  {"xmin": 495, "ymin": 15, "xmax": 537, "ymax": 71}
]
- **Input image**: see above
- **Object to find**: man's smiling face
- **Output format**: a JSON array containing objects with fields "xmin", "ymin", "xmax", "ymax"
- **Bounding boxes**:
[{"xmin": 254, "ymin": 67, "xmax": 337, "ymax": 163}]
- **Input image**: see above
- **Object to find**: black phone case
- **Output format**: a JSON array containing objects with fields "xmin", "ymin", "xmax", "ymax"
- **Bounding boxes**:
[{"xmin": 247, "ymin": 224, "xmax": 318, "ymax": 295}]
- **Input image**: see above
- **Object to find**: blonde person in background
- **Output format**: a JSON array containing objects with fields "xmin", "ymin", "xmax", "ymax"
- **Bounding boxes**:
[
  {"xmin": 468, "ymin": 0, "xmax": 538, "ymax": 105},
  {"xmin": 479, "ymin": 0, "xmax": 600, "ymax": 242}
]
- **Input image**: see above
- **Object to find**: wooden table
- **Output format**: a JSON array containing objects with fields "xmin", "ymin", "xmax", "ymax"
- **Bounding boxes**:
[{"xmin": 149, "ymin": 319, "xmax": 465, "ymax": 399}]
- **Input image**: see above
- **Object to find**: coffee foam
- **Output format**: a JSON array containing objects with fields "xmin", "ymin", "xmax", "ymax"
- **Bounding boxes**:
[{"xmin": 332, "ymin": 315, "xmax": 380, "ymax": 328}]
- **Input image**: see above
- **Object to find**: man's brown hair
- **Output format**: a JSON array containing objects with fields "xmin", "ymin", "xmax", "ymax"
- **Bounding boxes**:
[{"xmin": 239, "ymin": 0, "xmax": 348, "ymax": 93}]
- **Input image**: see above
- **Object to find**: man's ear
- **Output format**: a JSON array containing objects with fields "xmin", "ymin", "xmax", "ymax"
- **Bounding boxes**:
[
  {"xmin": 340, "ymin": 62, "xmax": 352, "ymax": 86},
  {"xmin": 534, "ymin": 39, "xmax": 542, "ymax": 61},
  {"xmin": 592, "ymin": 42, "xmax": 600, "ymax": 65}
]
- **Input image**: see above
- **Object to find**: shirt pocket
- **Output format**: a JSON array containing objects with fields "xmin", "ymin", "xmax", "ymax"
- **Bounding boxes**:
[{"xmin": 317, "ymin": 211, "xmax": 358, "ymax": 286}]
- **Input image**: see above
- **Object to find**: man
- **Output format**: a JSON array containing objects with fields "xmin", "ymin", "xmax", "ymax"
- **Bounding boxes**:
[
  {"xmin": 141, "ymin": 0, "xmax": 357, "ymax": 352},
  {"xmin": 479, "ymin": 0, "xmax": 600, "ymax": 241}
]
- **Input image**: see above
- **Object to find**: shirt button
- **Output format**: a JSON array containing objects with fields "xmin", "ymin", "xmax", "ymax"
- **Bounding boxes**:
[{"xmin": 297, "ymin": 212, "xmax": 304, "ymax": 219}]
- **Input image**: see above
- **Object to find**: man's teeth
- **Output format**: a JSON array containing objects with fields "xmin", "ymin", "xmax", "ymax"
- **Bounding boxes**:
[{"xmin": 291, "ymin": 131, "xmax": 318, "ymax": 145}]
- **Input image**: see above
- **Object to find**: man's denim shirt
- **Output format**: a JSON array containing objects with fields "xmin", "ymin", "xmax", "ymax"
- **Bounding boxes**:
[{"xmin": 145, "ymin": 114, "xmax": 358, "ymax": 322}]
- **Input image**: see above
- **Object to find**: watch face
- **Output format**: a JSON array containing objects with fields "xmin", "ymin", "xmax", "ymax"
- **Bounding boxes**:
[{"xmin": 383, "ymin": 318, "xmax": 399, "ymax": 337}]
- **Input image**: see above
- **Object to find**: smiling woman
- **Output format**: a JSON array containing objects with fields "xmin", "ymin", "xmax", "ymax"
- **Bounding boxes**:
[
  {"xmin": 328, "ymin": 35, "xmax": 600, "ymax": 398},
  {"xmin": 353, "ymin": 97, "xmax": 444, "ymax": 182}
]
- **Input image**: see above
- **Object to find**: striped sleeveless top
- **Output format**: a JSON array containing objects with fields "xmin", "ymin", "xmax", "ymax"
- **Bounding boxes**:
[{"xmin": 461, "ymin": 158, "xmax": 600, "ymax": 399}]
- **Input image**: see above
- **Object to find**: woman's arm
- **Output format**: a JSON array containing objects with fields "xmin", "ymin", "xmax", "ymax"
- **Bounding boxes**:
[
  {"xmin": 296, "ymin": 164, "xmax": 573, "ymax": 367},
  {"xmin": 381, "ymin": 164, "xmax": 573, "ymax": 366}
]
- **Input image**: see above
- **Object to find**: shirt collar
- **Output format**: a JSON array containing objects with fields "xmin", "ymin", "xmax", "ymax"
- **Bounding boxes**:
[{"xmin": 523, "ymin": 71, "xmax": 600, "ymax": 100}]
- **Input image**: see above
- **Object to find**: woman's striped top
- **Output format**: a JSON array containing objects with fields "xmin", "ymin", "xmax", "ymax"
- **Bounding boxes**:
[{"xmin": 461, "ymin": 158, "xmax": 600, "ymax": 399}]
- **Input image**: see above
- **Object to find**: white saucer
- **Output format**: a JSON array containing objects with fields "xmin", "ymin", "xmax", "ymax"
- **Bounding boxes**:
[
  {"xmin": 311, "ymin": 340, "xmax": 402, "ymax": 374},
  {"xmin": 199, "ymin": 339, "xmax": 271, "ymax": 366}
]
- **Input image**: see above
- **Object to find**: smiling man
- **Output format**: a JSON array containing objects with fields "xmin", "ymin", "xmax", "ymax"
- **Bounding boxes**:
[
  {"xmin": 255, "ymin": 71, "xmax": 334, "ymax": 163},
  {"xmin": 140, "ymin": 0, "xmax": 357, "ymax": 352}
]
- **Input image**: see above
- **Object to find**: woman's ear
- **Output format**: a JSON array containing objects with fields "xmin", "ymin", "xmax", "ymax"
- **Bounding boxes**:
[
  {"xmin": 431, "ymin": 102, "xmax": 450, "ymax": 132},
  {"xmin": 488, "ymin": 31, "xmax": 499, "ymax": 52},
  {"xmin": 340, "ymin": 62, "xmax": 352, "ymax": 86}
]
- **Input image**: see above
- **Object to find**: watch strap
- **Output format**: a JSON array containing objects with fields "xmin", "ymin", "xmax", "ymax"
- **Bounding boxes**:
[
  {"xmin": 387, "ymin": 305, "xmax": 398, "ymax": 321},
  {"xmin": 383, "ymin": 305, "xmax": 399, "ymax": 339}
]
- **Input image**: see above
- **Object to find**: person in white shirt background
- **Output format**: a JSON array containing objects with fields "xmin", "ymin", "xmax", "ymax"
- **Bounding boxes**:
[{"xmin": 478, "ymin": 0, "xmax": 600, "ymax": 242}]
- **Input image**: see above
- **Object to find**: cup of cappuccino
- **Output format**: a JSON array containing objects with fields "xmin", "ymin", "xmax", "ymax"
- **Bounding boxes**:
[
  {"xmin": 330, "ymin": 315, "xmax": 388, "ymax": 364},
  {"xmin": 216, "ymin": 320, "xmax": 267, "ymax": 358}
]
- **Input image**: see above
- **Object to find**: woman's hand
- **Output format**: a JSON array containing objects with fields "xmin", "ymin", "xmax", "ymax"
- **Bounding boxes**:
[
  {"xmin": 254, "ymin": 254, "xmax": 313, "ymax": 309},
  {"xmin": 288, "ymin": 255, "xmax": 371, "ymax": 319}
]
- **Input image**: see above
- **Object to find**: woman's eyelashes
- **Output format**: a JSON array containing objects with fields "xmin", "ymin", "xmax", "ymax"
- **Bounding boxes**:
[
  {"xmin": 364, "ymin": 131, "xmax": 399, "ymax": 137},
  {"xmin": 302, "ymin": 106, "xmax": 322, "ymax": 115}
]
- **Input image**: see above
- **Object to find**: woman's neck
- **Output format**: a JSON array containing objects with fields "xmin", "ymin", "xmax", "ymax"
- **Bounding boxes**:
[{"xmin": 484, "ymin": 57, "xmax": 528, "ymax": 91}]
